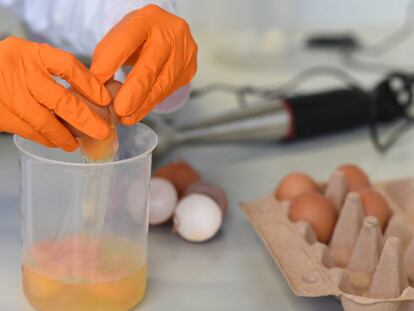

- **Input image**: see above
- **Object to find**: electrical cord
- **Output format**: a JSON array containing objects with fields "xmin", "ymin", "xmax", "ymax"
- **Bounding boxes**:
[
  {"xmin": 302, "ymin": 2, "xmax": 414, "ymax": 149},
  {"xmin": 369, "ymin": 72, "xmax": 414, "ymax": 152},
  {"xmin": 369, "ymin": 117, "xmax": 414, "ymax": 152},
  {"xmin": 358, "ymin": 0, "xmax": 414, "ymax": 56},
  {"xmin": 191, "ymin": 3, "xmax": 414, "ymax": 152},
  {"xmin": 191, "ymin": 66, "xmax": 362, "ymax": 107},
  {"xmin": 340, "ymin": 0, "xmax": 414, "ymax": 72}
]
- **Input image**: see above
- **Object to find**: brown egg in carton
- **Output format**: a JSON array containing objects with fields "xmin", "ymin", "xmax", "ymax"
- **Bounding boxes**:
[{"xmin": 240, "ymin": 169, "xmax": 414, "ymax": 311}]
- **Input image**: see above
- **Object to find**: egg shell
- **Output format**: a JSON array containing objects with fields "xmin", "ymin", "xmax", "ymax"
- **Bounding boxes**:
[
  {"xmin": 338, "ymin": 164, "xmax": 370, "ymax": 191},
  {"xmin": 78, "ymin": 129, "xmax": 118, "ymax": 162},
  {"xmin": 289, "ymin": 192, "xmax": 337, "ymax": 243},
  {"xmin": 68, "ymin": 80, "xmax": 121, "ymax": 137},
  {"xmin": 154, "ymin": 161, "xmax": 201, "ymax": 197},
  {"xmin": 149, "ymin": 177, "xmax": 178, "ymax": 225},
  {"xmin": 66, "ymin": 80, "xmax": 121, "ymax": 162},
  {"xmin": 275, "ymin": 172, "xmax": 320, "ymax": 201},
  {"xmin": 185, "ymin": 181, "xmax": 228, "ymax": 215},
  {"xmin": 174, "ymin": 193, "xmax": 222, "ymax": 242},
  {"xmin": 357, "ymin": 188, "xmax": 392, "ymax": 231}
]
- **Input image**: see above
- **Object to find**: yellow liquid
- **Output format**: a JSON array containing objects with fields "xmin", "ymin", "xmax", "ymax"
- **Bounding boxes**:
[
  {"xmin": 22, "ymin": 236, "xmax": 146, "ymax": 311},
  {"xmin": 79, "ymin": 127, "xmax": 119, "ymax": 163}
]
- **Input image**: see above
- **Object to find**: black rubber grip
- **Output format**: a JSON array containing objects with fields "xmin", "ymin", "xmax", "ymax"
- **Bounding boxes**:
[{"xmin": 284, "ymin": 88, "xmax": 372, "ymax": 140}]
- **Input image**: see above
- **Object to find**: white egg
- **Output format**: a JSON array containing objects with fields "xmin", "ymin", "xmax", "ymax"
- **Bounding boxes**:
[
  {"xmin": 173, "ymin": 193, "xmax": 223, "ymax": 242},
  {"xmin": 149, "ymin": 177, "xmax": 178, "ymax": 225}
]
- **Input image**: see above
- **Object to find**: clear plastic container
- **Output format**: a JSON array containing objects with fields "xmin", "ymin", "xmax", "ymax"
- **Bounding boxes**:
[{"xmin": 14, "ymin": 124, "xmax": 157, "ymax": 311}]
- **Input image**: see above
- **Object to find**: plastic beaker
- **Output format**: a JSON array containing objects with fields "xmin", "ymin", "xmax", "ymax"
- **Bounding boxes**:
[{"xmin": 14, "ymin": 124, "xmax": 157, "ymax": 311}]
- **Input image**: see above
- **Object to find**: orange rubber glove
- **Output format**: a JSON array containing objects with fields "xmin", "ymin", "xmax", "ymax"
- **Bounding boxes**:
[
  {"xmin": 91, "ymin": 4, "xmax": 197, "ymax": 125},
  {"xmin": 0, "ymin": 37, "xmax": 112, "ymax": 151}
]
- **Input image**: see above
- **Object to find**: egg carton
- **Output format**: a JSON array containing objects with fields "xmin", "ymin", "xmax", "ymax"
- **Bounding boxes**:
[{"xmin": 240, "ymin": 173, "xmax": 414, "ymax": 311}]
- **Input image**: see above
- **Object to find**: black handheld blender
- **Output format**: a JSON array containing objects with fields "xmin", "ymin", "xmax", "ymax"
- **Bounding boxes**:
[{"xmin": 142, "ymin": 71, "xmax": 412, "ymax": 159}]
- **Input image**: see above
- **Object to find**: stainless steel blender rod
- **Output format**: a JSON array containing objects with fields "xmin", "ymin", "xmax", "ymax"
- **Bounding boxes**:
[
  {"xmin": 175, "ymin": 87, "xmax": 374, "ymax": 143},
  {"xmin": 147, "ymin": 88, "xmax": 372, "ymax": 159},
  {"xmin": 175, "ymin": 99, "xmax": 290, "ymax": 143}
]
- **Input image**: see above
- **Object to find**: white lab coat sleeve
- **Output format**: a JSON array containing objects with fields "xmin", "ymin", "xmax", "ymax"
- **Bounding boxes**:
[
  {"xmin": 0, "ymin": 0, "xmax": 190, "ymax": 113},
  {"xmin": 0, "ymin": 0, "xmax": 176, "ymax": 56}
]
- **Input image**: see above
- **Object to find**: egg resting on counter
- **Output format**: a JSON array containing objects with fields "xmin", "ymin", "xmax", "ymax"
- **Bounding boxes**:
[
  {"xmin": 289, "ymin": 192, "xmax": 338, "ymax": 243},
  {"xmin": 154, "ymin": 161, "xmax": 201, "ymax": 197},
  {"xmin": 185, "ymin": 181, "xmax": 228, "ymax": 215},
  {"xmin": 174, "ymin": 194, "xmax": 222, "ymax": 243},
  {"xmin": 149, "ymin": 177, "xmax": 178, "ymax": 225},
  {"xmin": 275, "ymin": 172, "xmax": 320, "ymax": 201}
]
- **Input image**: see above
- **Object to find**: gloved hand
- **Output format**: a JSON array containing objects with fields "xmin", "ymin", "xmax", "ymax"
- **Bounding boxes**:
[
  {"xmin": 91, "ymin": 4, "xmax": 197, "ymax": 125},
  {"xmin": 0, "ymin": 37, "xmax": 112, "ymax": 151}
]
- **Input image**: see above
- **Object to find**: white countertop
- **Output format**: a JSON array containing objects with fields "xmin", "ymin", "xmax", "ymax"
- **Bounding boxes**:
[{"xmin": 3, "ymin": 42, "xmax": 414, "ymax": 310}]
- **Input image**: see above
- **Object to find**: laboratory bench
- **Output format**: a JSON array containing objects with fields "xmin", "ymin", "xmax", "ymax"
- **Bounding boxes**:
[{"xmin": 3, "ymin": 44, "xmax": 414, "ymax": 311}]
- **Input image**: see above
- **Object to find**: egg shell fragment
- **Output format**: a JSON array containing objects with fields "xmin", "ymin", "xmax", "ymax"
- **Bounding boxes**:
[{"xmin": 69, "ymin": 80, "xmax": 121, "ymax": 162}]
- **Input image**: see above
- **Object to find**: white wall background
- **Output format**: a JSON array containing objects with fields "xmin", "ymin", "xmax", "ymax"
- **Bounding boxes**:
[
  {"xmin": 0, "ymin": 0, "xmax": 411, "ymax": 64},
  {"xmin": 0, "ymin": 1, "xmax": 411, "ymax": 39},
  {"xmin": 0, "ymin": 7, "xmax": 23, "ymax": 37},
  {"xmin": 175, "ymin": 0, "xmax": 411, "ymax": 34}
]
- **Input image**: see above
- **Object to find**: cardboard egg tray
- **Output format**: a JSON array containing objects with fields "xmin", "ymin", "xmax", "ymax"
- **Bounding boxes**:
[{"xmin": 240, "ymin": 173, "xmax": 414, "ymax": 311}]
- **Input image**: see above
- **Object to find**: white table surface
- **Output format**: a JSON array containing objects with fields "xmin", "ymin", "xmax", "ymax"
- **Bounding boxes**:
[{"xmin": 3, "ymin": 41, "xmax": 414, "ymax": 311}]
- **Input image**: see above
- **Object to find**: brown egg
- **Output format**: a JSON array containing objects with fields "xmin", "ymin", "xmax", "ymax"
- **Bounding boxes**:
[
  {"xmin": 66, "ymin": 80, "xmax": 122, "ymax": 162},
  {"xmin": 358, "ymin": 189, "xmax": 391, "ymax": 231},
  {"xmin": 289, "ymin": 192, "xmax": 337, "ymax": 243},
  {"xmin": 275, "ymin": 173, "xmax": 320, "ymax": 201},
  {"xmin": 186, "ymin": 181, "xmax": 228, "ymax": 215},
  {"xmin": 154, "ymin": 161, "xmax": 201, "ymax": 197},
  {"xmin": 338, "ymin": 164, "xmax": 370, "ymax": 191}
]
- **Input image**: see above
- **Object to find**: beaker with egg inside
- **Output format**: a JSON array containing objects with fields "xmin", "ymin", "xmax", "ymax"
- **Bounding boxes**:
[{"xmin": 14, "ymin": 123, "xmax": 157, "ymax": 311}]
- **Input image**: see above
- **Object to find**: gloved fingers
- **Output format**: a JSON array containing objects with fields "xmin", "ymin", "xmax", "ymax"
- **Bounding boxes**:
[
  {"xmin": 38, "ymin": 43, "xmax": 111, "ymax": 106},
  {"xmin": 28, "ymin": 73, "xmax": 111, "ymax": 140},
  {"xmin": 25, "ymin": 130, "xmax": 56, "ymax": 148},
  {"xmin": 120, "ymin": 83, "xmax": 174, "ymax": 125},
  {"xmin": 17, "ymin": 94, "xmax": 78, "ymax": 152},
  {"xmin": 120, "ymin": 54, "xmax": 195, "ymax": 125},
  {"xmin": 16, "ymin": 123, "xmax": 56, "ymax": 147},
  {"xmin": 120, "ymin": 110, "xmax": 148, "ymax": 125},
  {"xmin": 90, "ymin": 18, "xmax": 149, "ymax": 83},
  {"xmin": 119, "ymin": 71, "xmax": 174, "ymax": 125},
  {"xmin": 0, "ymin": 104, "xmax": 55, "ymax": 147},
  {"xmin": 114, "ymin": 42, "xmax": 171, "ymax": 117},
  {"xmin": 124, "ymin": 45, "xmax": 144, "ymax": 67}
]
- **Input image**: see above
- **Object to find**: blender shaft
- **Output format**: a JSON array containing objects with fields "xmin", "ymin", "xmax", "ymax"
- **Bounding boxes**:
[{"xmin": 175, "ymin": 100, "xmax": 291, "ymax": 142}]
